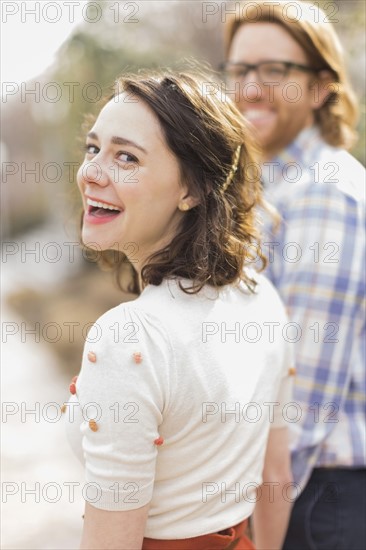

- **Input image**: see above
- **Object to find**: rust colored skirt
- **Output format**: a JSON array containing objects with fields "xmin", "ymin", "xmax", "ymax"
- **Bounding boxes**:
[{"xmin": 142, "ymin": 519, "xmax": 255, "ymax": 550}]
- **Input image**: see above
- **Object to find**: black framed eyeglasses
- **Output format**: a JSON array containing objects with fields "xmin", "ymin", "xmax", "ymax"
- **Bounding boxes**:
[{"xmin": 219, "ymin": 60, "xmax": 320, "ymax": 84}]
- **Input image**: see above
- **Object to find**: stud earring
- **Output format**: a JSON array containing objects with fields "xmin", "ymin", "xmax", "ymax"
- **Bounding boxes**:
[{"xmin": 179, "ymin": 202, "xmax": 190, "ymax": 212}]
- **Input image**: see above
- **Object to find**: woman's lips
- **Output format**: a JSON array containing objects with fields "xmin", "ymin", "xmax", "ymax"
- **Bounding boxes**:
[
  {"xmin": 83, "ymin": 209, "xmax": 123, "ymax": 225},
  {"xmin": 83, "ymin": 196, "xmax": 124, "ymax": 224}
]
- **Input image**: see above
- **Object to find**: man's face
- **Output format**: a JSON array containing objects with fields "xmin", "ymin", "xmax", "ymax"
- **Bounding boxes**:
[{"xmin": 228, "ymin": 22, "xmax": 317, "ymax": 159}]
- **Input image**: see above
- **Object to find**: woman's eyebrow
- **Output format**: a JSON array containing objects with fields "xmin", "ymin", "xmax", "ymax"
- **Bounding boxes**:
[{"xmin": 87, "ymin": 131, "xmax": 147, "ymax": 154}]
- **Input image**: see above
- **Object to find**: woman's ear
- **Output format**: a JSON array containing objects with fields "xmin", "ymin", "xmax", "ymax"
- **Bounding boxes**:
[
  {"xmin": 310, "ymin": 70, "xmax": 338, "ymax": 110},
  {"xmin": 179, "ymin": 190, "xmax": 200, "ymax": 210}
]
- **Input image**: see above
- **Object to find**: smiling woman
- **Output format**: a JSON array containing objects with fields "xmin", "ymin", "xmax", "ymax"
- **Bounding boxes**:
[
  {"xmin": 78, "ymin": 90, "xmax": 187, "ymax": 275},
  {"xmin": 78, "ymin": 71, "xmax": 270, "ymax": 294},
  {"xmin": 65, "ymin": 69, "xmax": 294, "ymax": 550}
]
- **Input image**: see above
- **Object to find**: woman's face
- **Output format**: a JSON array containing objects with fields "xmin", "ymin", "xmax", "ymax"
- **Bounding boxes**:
[{"xmin": 77, "ymin": 93, "xmax": 189, "ymax": 267}]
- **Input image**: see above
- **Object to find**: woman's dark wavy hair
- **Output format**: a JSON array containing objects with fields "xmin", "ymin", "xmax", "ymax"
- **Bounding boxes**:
[{"xmin": 81, "ymin": 69, "xmax": 271, "ymax": 295}]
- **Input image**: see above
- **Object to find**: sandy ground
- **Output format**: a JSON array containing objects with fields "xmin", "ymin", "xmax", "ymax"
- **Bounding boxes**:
[{"xmin": 1, "ymin": 302, "xmax": 86, "ymax": 549}]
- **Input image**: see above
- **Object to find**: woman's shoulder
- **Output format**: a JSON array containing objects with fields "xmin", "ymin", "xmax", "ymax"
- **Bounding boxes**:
[
  {"xmin": 77, "ymin": 289, "xmax": 175, "ymax": 399},
  {"xmin": 93, "ymin": 274, "xmax": 288, "ymax": 334},
  {"xmin": 89, "ymin": 286, "xmax": 175, "ymax": 356},
  {"xmin": 94, "ymin": 283, "xmax": 169, "ymax": 324},
  {"xmin": 241, "ymin": 267, "xmax": 288, "ymax": 318}
]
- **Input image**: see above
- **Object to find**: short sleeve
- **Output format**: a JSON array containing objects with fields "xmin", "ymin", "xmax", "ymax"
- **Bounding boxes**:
[{"xmin": 73, "ymin": 305, "xmax": 173, "ymax": 511}]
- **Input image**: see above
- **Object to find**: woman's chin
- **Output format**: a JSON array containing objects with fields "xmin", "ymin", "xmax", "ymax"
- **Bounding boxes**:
[{"xmin": 81, "ymin": 233, "xmax": 111, "ymax": 253}]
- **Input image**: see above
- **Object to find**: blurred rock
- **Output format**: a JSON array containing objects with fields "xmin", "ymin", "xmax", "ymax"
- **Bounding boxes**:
[{"xmin": 6, "ymin": 264, "xmax": 135, "ymax": 375}]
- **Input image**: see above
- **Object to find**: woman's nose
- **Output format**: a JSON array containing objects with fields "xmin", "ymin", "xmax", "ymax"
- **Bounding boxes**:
[{"xmin": 80, "ymin": 159, "xmax": 110, "ymax": 187}]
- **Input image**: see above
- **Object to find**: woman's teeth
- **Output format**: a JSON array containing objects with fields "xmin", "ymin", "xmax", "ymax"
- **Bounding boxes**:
[{"xmin": 86, "ymin": 198, "xmax": 121, "ymax": 211}]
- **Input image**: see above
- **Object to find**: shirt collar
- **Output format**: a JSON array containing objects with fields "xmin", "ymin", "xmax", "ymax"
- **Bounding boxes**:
[{"xmin": 262, "ymin": 126, "xmax": 324, "ymax": 188}]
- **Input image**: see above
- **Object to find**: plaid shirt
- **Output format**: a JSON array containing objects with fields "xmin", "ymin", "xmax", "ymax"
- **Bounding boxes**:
[{"xmin": 261, "ymin": 126, "xmax": 366, "ymax": 490}]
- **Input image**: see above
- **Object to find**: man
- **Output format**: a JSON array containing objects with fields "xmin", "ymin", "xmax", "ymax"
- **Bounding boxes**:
[{"xmin": 222, "ymin": 1, "xmax": 365, "ymax": 549}]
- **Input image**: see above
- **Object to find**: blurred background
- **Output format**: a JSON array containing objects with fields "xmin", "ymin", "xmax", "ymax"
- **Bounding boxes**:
[{"xmin": 1, "ymin": 1, "xmax": 365, "ymax": 548}]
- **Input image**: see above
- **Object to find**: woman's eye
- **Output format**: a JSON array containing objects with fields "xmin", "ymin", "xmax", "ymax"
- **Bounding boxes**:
[
  {"xmin": 83, "ymin": 145, "xmax": 137, "ymax": 163},
  {"xmin": 117, "ymin": 152, "xmax": 138, "ymax": 163},
  {"xmin": 85, "ymin": 144, "xmax": 99, "ymax": 155}
]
